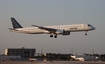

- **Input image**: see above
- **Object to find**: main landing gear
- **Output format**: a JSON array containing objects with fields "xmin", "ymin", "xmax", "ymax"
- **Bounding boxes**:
[{"xmin": 50, "ymin": 34, "xmax": 57, "ymax": 38}]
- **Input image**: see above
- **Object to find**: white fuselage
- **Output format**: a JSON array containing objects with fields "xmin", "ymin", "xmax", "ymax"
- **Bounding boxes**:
[{"xmin": 11, "ymin": 24, "xmax": 95, "ymax": 35}]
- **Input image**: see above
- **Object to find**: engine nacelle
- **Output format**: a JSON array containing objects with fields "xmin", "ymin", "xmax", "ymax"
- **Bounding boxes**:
[{"xmin": 55, "ymin": 30, "xmax": 70, "ymax": 35}]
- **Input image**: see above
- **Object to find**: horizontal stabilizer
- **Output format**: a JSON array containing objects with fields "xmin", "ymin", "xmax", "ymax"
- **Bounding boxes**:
[{"xmin": 8, "ymin": 28, "xmax": 14, "ymax": 30}]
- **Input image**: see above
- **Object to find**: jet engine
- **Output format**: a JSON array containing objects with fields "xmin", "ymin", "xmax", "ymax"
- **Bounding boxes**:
[{"xmin": 55, "ymin": 29, "xmax": 70, "ymax": 35}]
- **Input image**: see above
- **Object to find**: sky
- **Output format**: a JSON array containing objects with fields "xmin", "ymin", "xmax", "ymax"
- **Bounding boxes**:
[{"xmin": 0, "ymin": 0, "xmax": 105, "ymax": 55}]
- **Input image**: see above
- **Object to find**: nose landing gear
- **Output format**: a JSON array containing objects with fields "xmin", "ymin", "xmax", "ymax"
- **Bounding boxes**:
[
  {"xmin": 85, "ymin": 33, "xmax": 87, "ymax": 35},
  {"xmin": 85, "ymin": 31, "xmax": 88, "ymax": 36}
]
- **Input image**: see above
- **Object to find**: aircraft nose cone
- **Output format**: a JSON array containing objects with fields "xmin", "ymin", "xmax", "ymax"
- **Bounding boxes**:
[
  {"xmin": 94, "ymin": 27, "xmax": 96, "ymax": 30},
  {"xmin": 92, "ymin": 26, "xmax": 96, "ymax": 30}
]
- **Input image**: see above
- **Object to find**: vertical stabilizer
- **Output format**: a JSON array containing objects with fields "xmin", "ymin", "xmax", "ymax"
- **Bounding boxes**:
[{"xmin": 11, "ymin": 17, "xmax": 23, "ymax": 29}]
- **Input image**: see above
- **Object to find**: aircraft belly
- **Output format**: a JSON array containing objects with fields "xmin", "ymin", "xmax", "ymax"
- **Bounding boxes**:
[{"xmin": 22, "ymin": 29, "xmax": 49, "ymax": 34}]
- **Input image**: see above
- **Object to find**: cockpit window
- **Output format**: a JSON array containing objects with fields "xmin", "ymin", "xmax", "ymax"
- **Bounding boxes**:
[{"xmin": 88, "ymin": 24, "xmax": 91, "ymax": 26}]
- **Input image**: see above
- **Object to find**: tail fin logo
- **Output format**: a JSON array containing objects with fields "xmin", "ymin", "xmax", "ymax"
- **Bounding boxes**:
[{"xmin": 11, "ymin": 18, "xmax": 23, "ymax": 29}]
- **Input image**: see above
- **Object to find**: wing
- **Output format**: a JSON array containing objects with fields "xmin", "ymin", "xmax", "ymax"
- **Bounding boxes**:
[{"xmin": 32, "ymin": 25, "xmax": 57, "ymax": 33}]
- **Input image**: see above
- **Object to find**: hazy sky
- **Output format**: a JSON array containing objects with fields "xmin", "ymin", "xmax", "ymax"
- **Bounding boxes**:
[{"xmin": 0, "ymin": 0, "xmax": 105, "ymax": 55}]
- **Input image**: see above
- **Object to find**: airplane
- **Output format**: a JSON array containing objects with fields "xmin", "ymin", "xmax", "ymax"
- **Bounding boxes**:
[{"xmin": 9, "ymin": 17, "xmax": 95, "ymax": 38}]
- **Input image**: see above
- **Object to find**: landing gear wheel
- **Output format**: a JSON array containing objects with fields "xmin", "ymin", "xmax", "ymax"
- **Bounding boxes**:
[
  {"xmin": 85, "ymin": 33, "xmax": 87, "ymax": 36},
  {"xmin": 50, "ymin": 35, "xmax": 53, "ymax": 38},
  {"xmin": 54, "ymin": 35, "xmax": 57, "ymax": 38},
  {"xmin": 85, "ymin": 31, "xmax": 88, "ymax": 36}
]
